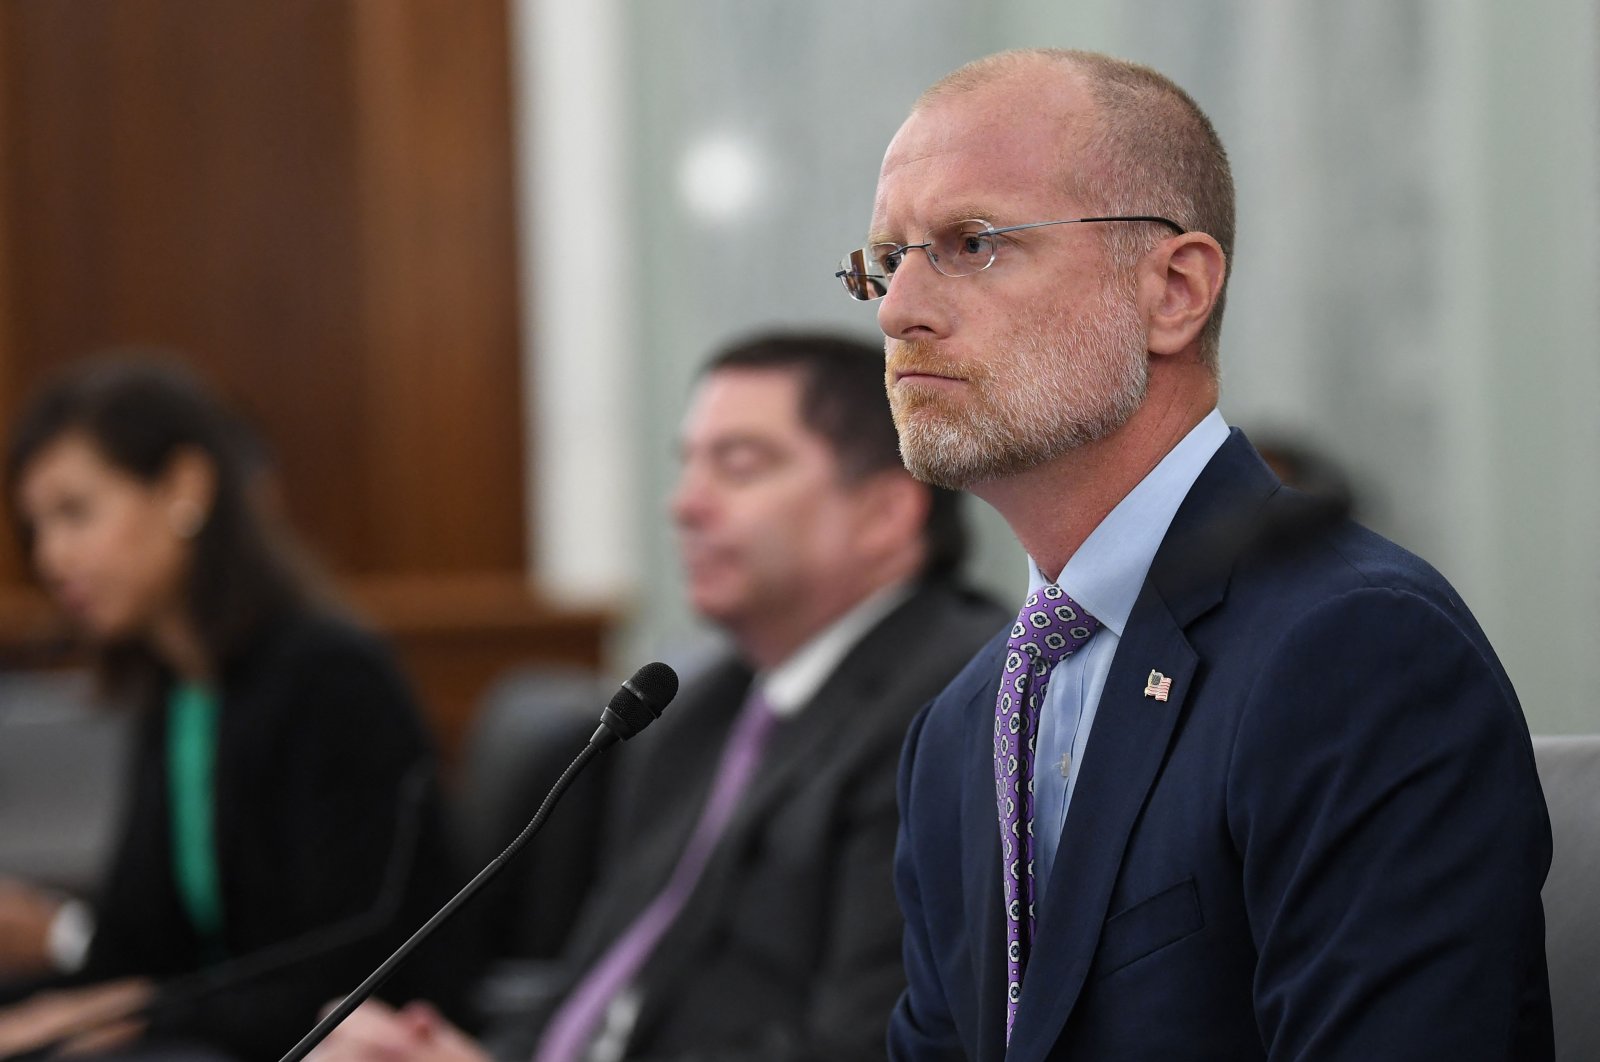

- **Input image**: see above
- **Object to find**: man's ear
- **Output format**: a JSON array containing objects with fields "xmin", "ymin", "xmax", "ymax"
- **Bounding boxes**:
[
  {"xmin": 852, "ymin": 470, "xmax": 930, "ymax": 556},
  {"xmin": 1142, "ymin": 232, "xmax": 1226, "ymax": 358}
]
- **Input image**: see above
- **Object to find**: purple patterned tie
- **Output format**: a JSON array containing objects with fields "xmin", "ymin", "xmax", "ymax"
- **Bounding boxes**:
[
  {"xmin": 995, "ymin": 584, "xmax": 1100, "ymax": 1043},
  {"xmin": 535, "ymin": 689, "xmax": 779, "ymax": 1062}
]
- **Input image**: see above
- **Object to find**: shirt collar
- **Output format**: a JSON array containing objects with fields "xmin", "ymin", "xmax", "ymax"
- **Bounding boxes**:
[
  {"xmin": 757, "ymin": 581, "xmax": 916, "ymax": 717},
  {"xmin": 1028, "ymin": 409, "xmax": 1230, "ymax": 636}
]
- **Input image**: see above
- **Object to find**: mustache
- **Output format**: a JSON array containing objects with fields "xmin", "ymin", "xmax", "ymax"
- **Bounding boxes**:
[{"xmin": 886, "ymin": 340, "xmax": 981, "ymax": 381}]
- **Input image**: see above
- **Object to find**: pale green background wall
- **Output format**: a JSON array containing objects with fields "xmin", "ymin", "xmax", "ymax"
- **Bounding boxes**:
[{"xmin": 514, "ymin": 1, "xmax": 1600, "ymax": 734}]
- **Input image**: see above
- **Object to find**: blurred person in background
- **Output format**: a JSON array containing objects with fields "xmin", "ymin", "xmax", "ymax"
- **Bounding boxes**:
[
  {"xmin": 0, "ymin": 357, "xmax": 470, "ymax": 1060},
  {"xmin": 311, "ymin": 333, "xmax": 1008, "ymax": 1061},
  {"xmin": 1250, "ymin": 430, "xmax": 1358, "ymax": 521}
]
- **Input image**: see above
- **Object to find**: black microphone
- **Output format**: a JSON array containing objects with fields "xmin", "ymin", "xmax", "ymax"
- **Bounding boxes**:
[
  {"xmin": 590, "ymin": 660, "xmax": 677, "ymax": 748},
  {"xmin": 277, "ymin": 662, "xmax": 679, "ymax": 1062}
]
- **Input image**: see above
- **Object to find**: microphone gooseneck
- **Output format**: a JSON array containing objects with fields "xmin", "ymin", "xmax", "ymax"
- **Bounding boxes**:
[{"xmin": 278, "ymin": 662, "xmax": 679, "ymax": 1062}]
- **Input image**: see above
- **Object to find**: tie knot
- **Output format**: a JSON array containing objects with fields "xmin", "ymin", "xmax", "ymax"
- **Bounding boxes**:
[
  {"xmin": 1005, "ymin": 584, "xmax": 1101, "ymax": 670},
  {"xmin": 734, "ymin": 687, "xmax": 781, "ymax": 745}
]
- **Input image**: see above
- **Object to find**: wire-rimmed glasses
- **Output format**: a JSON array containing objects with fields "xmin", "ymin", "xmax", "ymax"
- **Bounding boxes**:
[{"xmin": 834, "ymin": 215, "xmax": 1185, "ymax": 302}]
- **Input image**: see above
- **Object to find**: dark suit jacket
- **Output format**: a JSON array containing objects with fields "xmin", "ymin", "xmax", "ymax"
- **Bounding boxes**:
[
  {"xmin": 496, "ymin": 579, "xmax": 1006, "ymax": 1061},
  {"xmin": 77, "ymin": 609, "xmax": 473, "ymax": 1061},
  {"xmin": 889, "ymin": 432, "xmax": 1553, "ymax": 1061}
]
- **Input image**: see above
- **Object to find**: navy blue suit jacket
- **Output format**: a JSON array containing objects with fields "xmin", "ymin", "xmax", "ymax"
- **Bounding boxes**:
[{"xmin": 889, "ymin": 432, "xmax": 1552, "ymax": 1061}]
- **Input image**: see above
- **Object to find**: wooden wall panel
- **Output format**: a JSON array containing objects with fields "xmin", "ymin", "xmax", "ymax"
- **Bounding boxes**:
[
  {"xmin": 1, "ymin": 0, "xmax": 369, "ymax": 570},
  {"xmin": 0, "ymin": 0, "xmax": 608, "ymax": 761},
  {"xmin": 348, "ymin": 0, "xmax": 527, "ymax": 574},
  {"xmin": 0, "ymin": 7, "xmax": 13, "ymax": 570}
]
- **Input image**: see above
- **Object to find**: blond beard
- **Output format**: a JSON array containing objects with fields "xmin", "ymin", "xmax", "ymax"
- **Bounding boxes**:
[{"xmin": 888, "ymin": 284, "xmax": 1148, "ymax": 490}]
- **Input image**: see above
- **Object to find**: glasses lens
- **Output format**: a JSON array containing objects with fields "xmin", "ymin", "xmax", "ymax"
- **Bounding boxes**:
[
  {"xmin": 837, "ymin": 250, "xmax": 888, "ymax": 301},
  {"xmin": 927, "ymin": 220, "xmax": 995, "ymax": 278}
]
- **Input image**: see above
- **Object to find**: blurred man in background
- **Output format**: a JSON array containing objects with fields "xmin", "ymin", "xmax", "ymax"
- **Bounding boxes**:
[
  {"xmin": 841, "ymin": 48, "xmax": 1552, "ymax": 1061},
  {"xmin": 314, "ymin": 333, "xmax": 1006, "ymax": 1061}
]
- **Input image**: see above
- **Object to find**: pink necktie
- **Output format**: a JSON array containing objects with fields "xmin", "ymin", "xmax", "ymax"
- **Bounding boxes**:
[{"xmin": 535, "ymin": 689, "xmax": 779, "ymax": 1062}]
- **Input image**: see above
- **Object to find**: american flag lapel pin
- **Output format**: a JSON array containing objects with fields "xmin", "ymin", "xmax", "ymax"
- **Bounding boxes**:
[{"xmin": 1143, "ymin": 670, "xmax": 1173, "ymax": 702}]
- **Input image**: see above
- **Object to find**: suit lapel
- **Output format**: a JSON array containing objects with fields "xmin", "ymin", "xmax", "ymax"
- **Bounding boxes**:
[
  {"xmin": 713, "ymin": 687, "xmax": 841, "ymax": 845},
  {"xmin": 1004, "ymin": 431, "xmax": 1281, "ymax": 1060},
  {"xmin": 957, "ymin": 647, "xmax": 1013, "ymax": 1062},
  {"xmin": 713, "ymin": 588, "xmax": 932, "ymax": 851},
  {"xmin": 661, "ymin": 584, "xmax": 964, "ymax": 944},
  {"xmin": 1007, "ymin": 593, "xmax": 1198, "ymax": 1060}
]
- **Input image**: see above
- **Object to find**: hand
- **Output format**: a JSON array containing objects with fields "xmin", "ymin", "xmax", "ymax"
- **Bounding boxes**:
[
  {"xmin": 0, "ymin": 978, "xmax": 152, "ymax": 1056},
  {"xmin": 306, "ymin": 999, "xmax": 490, "ymax": 1062},
  {"xmin": 0, "ymin": 877, "xmax": 65, "ymax": 975}
]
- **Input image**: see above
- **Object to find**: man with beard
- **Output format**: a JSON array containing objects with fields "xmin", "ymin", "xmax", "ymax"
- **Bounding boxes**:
[
  {"xmin": 307, "ymin": 333, "xmax": 1005, "ymax": 1061},
  {"xmin": 837, "ymin": 49, "xmax": 1553, "ymax": 1060}
]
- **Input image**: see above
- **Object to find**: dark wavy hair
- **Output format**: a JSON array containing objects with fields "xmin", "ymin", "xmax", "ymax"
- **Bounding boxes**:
[
  {"xmin": 703, "ymin": 332, "xmax": 969, "ymax": 581},
  {"xmin": 6, "ymin": 356, "xmax": 314, "ymax": 699}
]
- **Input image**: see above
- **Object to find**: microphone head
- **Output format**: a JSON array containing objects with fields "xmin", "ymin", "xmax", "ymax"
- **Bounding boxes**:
[{"xmin": 605, "ymin": 662, "xmax": 679, "ymax": 740}]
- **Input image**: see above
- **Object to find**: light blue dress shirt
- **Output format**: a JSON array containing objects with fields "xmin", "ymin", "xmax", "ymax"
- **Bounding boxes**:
[{"xmin": 1031, "ymin": 409, "xmax": 1231, "ymax": 898}]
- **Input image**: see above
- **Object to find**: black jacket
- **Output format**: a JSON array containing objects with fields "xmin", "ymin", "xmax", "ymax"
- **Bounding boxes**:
[
  {"xmin": 492, "ymin": 579, "xmax": 1008, "ymax": 1061},
  {"xmin": 80, "ymin": 609, "xmax": 475, "ymax": 1060}
]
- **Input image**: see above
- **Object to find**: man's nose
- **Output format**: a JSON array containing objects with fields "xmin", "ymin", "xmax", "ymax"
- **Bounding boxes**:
[
  {"xmin": 670, "ymin": 470, "xmax": 711, "ymax": 527},
  {"xmin": 876, "ymin": 250, "xmax": 952, "ymax": 342}
]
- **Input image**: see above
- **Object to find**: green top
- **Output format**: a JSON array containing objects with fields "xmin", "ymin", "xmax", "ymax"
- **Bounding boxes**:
[{"xmin": 166, "ymin": 682, "xmax": 225, "ymax": 946}]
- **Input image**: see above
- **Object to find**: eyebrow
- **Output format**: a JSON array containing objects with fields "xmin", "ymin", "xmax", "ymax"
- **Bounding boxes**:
[
  {"xmin": 680, "ymin": 433, "xmax": 786, "ymax": 462},
  {"xmin": 711, "ymin": 435, "xmax": 782, "ymax": 456},
  {"xmin": 866, "ymin": 205, "xmax": 1009, "ymax": 246}
]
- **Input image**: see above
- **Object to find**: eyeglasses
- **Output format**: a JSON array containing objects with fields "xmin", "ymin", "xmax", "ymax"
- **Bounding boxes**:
[{"xmin": 834, "ymin": 215, "xmax": 1185, "ymax": 301}]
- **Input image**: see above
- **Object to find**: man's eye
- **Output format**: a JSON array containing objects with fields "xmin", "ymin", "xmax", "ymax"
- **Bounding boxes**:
[
  {"xmin": 881, "ymin": 249, "xmax": 905, "ymax": 274},
  {"xmin": 714, "ymin": 446, "xmax": 778, "ymax": 481}
]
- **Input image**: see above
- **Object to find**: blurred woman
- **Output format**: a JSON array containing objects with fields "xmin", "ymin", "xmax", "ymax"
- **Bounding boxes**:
[{"xmin": 0, "ymin": 358, "xmax": 470, "ymax": 1059}]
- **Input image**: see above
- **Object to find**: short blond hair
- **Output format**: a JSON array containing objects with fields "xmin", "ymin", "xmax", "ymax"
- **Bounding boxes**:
[{"xmin": 919, "ymin": 49, "xmax": 1235, "ymax": 372}]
